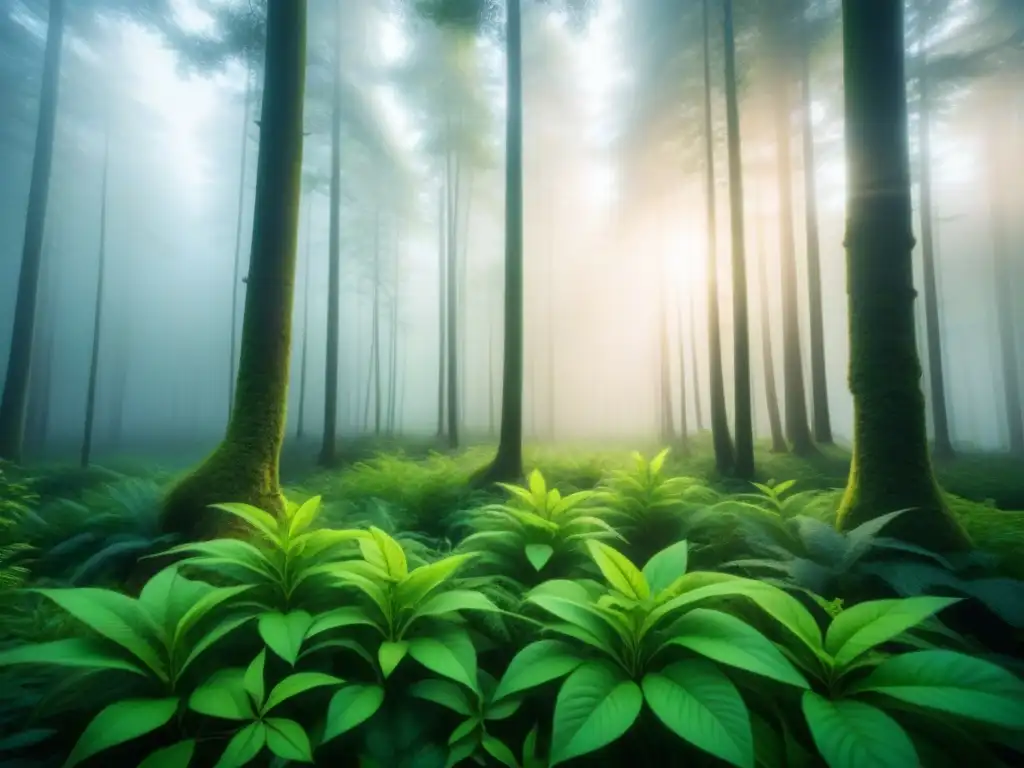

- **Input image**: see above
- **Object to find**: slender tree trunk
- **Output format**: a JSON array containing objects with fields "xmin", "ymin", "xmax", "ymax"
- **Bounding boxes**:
[
  {"xmin": 488, "ymin": 315, "xmax": 496, "ymax": 437},
  {"xmin": 546, "ymin": 221, "xmax": 556, "ymax": 441},
  {"xmin": 363, "ymin": 309, "xmax": 375, "ymax": 432},
  {"xmin": 388, "ymin": 223, "xmax": 400, "ymax": 436},
  {"xmin": 723, "ymin": 0, "xmax": 754, "ymax": 478},
  {"xmin": 689, "ymin": 293, "xmax": 704, "ymax": 432},
  {"xmin": 446, "ymin": 153, "xmax": 461, "ymax": 448},
  {"xmin": 26, "ymin": 234, "xmax": 55, "ymax": 458},
  {"xmin": 228, "ymin": 53, "xmax": 253, "ymax": 419},
  {"xmin": 296, "ymin": 194, "xmax": 312, "ymax": 439},
  {"xmin": 658, "ymin": 279, "xmax": 675, "ymax": 442},
  {"xmin": 106, "ymin": 328, "xmax": 129, "ymax": 451},
  {"xmin": 159, "ymin": 0, "xmax": 308, "ymax": 540},
  {"xmin": 915, "ymin": 21, "xmax": 954, "ymax": 458},
  {"xmin": 675, "ymin": 289, "xmax": 690, "ymax": 454},
  {"xmin": 319, "ymin": 15, "xmax": 343, "ymax": 465},
  {"xmin": 0, "ymin": 0, "xmax": 66, "ymax": 462},
  {"xmin": 836, "ymin": 0, "xmax": 968, "ymax": 551},
  {"xmin": 755, "ymin": 188, "xmax": 787, "ymax": 453},
  {"xmin": 800, "ymin": 6, "xmax": 832, "ymax": 444},
  {"xmin": 81, "ymin": 121, "xmax": 111, "ymax": 469},
  {"xmin": 458, "ymin": 171, "xmax": 473, "ymax": 438},
  {"xmin": 373, "ymin": 210, "xmax": 383, "ymax": 436},
  {"xmin": 437, "ymin": 183, "xmax": 447, "ymax": 438},
  {"xmin": 477, "ymin": 0, "xmax": 524, "ymax": 484}
]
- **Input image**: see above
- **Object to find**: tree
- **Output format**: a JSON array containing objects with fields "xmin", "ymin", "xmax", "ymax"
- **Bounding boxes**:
[
  {"xmin": 296, "ymin": 192, "xmax": 314, "ymax": 440},
  {"xmin": 160, "ymin": 0, "xmax": 308, "ymax": 539},
  {"xmin": 835, "ymin": 0, "xmax": 969, "ymax": 552},
  {"xmin": 754, "ymin": 183, "xmax": 786, "ymax": 454}
]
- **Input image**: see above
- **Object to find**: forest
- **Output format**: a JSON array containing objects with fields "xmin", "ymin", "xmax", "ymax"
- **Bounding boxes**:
[{"xmin": 0, "ymin": 0, "xmax": 1023, "ymax": 765}]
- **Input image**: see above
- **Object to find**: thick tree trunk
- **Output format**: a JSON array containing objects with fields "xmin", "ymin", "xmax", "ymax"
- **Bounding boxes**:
[
  {"xmin": 0, "ymin": 0, "xmax": 65, "ymax": 462},
  {"xmin": 755, "ymin": 192, "xmax": 787, "ymax": 453},
  {"xmin": 836, "ymin": 0, "xmax": 968, "ymax": 551},
  {"xmin": 296, "ymin": 195, "xmax": 312, "ymax": 440},
  {"xmin": 723, "ymin": 0, "xmax": 754, "ymax": 479},
  {"xmin": 228, "ymin": 53, "xmax": 253, "ymax": 419},
  {"xmin": 159, "ymin": 0, "xmax": 307, "ymax": 541},
  {"xmin": 800, "ymin": 7, "xmax": 832, "ymax": 444},
  {"xmin": 702, "ymin": 0, "xmax": 735, "ymax": 473},
  {"xmin": 476, "ymin": 0, "xmax": 524, "ymax": 484},
  {"xmin": 319, "ymin": 16, "xmax": 343, "ymax": 465},
  {"xmin": 82, "ymin": 122, "xmax": 111, "ymax": 469}
]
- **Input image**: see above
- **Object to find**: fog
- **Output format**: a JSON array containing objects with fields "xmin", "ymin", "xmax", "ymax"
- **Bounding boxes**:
[{"xmin": 1, "ymin": 0, "xmax": 1022, "ymax": 465}]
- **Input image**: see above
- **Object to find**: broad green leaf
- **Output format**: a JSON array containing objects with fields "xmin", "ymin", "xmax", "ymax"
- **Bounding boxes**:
[
  {"xmin": 361, "ymin": 527, "xmax": 408, "ymax": 580},
  {"xmin": 482, "ymin": 734, "xmax": 519, "ymax": 768},
  {"xmin": 189, "ymin": 669, "xmax": 255, "ymax": 720},
  {"xmin": 550, "ymin": 662, "xmax": 643, "ymax": 766},
  {"xmin": 650, "ymin": 448, "xmax": 670, "ymax": 475},
  {"xmin": 174, "ymin": 584, "xmax": 253, "ymax": 646},
  {"xmin": 379, "ymin": 640, "xmax": 409, "ymax": 678},
  {"xmin": 486, "ymin": 696, "xmax": 522, "ymax": 721},
  {"xmin": 411, "ymin": 590, "xmax": 500, "ymax": 622},
  {"xmin": 409, "ymin": 633, "xmax": 479, "ymax": 691},
  {"xmin": 178, "ymin": 615, "xmax": 255, "ymax": 678},
  {"xmin": 446, "ymin": 733, "xmax": 480, "ymax": 768},
  {"xmin": 801, "ymin": 692, "xmax": 916, "ymax": 768},
  {"xmin": 527, "ymin": 594, "xmax": 624, "ymax": 649},
  {"xmin": 585, "ymin": 541, "xmax": 650, "ymax": 600},
  {"xmin": 526, "ymin": 543, "xmax": 555, "ymax": 571},
  {"xmin": 396, "ymin": 553, "xmax": 476, "ymax": 606},
  {"xmin": 410, "ymin": 679, "xmax": 475, "ymax": 715},
  {"xmin": 259, "ymin": 611, "xmax": 315, "ymax": 665},
  {"xmin": 265, "ymin": 718, "xmax": 313, "ymax": 762},
  {"xmin": 288, "ymin": 495, "xmax": 322, "ymax": 538},
  {"xmin": 163, "ymin": 539, "xmax": 278, "ymax": 582},
  {"xmin": 306, "ymin": 606, "xmax": 379, "ymax": 638},
  {"xmin": 449, "ymin": 718, "xmax": 480, "ymax": 744},
  {"xmin": 291, "ymin": 528, "xmax": 368, "ymax": 559},
  {"xmin": 851, "ymin": 650, "xmax": 1024, "ymax": 729},
  {"xmin": 825, "ymin": 597, "xmax": 960, "ymax": 668},
  {"xmin": 496, "ymin": 482, "xmax": 536, "ymax": 507},
  {"xmin": 209, "ymin": 503, "xmax": 280, "ymax": 542},
  {"xmin": 494, "ymin": 640, "xmax": 584, "ymax": 701},
  {"xmin": 528, "ymin": 470, "xmax": 547, "ymax": 502},
  {"xmin": 642, "ymin": 540, "xmax": 690, "ymax": 597},
  {"xmin": 213, "ymin": 722, "xmax": 266, "ymax": 768},
  {"xmin": 63, "ymin": 698, "xmax": 179, "ymax": 768},
  {"xmin": 244, "ymin": 649, "xmax": 266, "ymax": 706},
  {"xmin": 262, "ymin": 672, "xmax": 342, "ymax": 713},
  {"xmin": 0, "ymin": 638, "xmax": 147, "ymax": 676},
  {"xmin": 642, "ymin": 660, "xmax": 753, "ymax": 768},
  {"xmin": 322, "ymin": 684, "xmax": 385, "ymax": 743},
  {"xmin": 137, "ymin": 740, "xmax": 195, "ymax": 768},
  {"xmin": 665, "ymin": 609, "xmax": 809, "ymax": 688}
]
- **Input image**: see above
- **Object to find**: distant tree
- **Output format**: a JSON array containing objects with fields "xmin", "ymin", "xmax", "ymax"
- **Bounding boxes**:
[{"xmin": 835, "ymin": 0, "xmax": 969, "ymax": 551}]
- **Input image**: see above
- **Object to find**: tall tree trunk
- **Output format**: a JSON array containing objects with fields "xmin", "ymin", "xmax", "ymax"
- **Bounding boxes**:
[
  {"xmin": 388, "ymin": 223, "xmax": 400, "ymax": 436},
  {"xmin": 702, "ymin": 0, "xmax": 734, "ymax": 473},
  {"xmin": 319, "ymin": 15, "xmax": 343, "ymax": 465},
  {"xmin": 771, "ymin": 26, "xmax": 814, "ymax": 455},
  {"xmin": 82, "ymin": 121, "xmax": 111, "ymax": 469},
  {"xmin": 437, "ymin": 183, "xmax": 447, "ymax": 438},
  {"xmin": 488, "ymin": 314, "xmax": 496, "ymax": 437},
  {"xmin": 689, "ymin": 294, "xmax": 704, "ymax": 432},
  {"xmin": 373, "ymin": 210, "xmax": 383, "ymax": 436},
  {"xmin": 458, "ymin": 171, "xmax": 473, "ymax": 438},
  {"xmin": 723, "ymin": 0, "xmax": 754, "ymax": 478},
  {"xmin": 914, "ymin": 16, "xmax": 954, "ymax": 459},
  {"xmin": 26, "ymin": 234, "xmax": 55, "ymax": 458},
  {"xmin": 159, "ymin": 0, "xmax": 308, "ymax": 540},
  {"xmin": 446, "ymin": 152, "xmax": 461, "ymax": 448},
  {"xmin": 658, "ymin": 280, "xmax": 676, "ymax": 442},
  {"xmin": 546, "ymin": 220, "xmax": 556, "ymax": 441},
  {"xmin": 362, "ymin": 317, "xmax": 375, "ymax": 433},
  {"xmin": 477, "ymin": 0, "xmax": 524, "ymax": 484},
  {"xmin": 296, "ymin": 194, "xmax": 312, "ymax": 440},
  {"xmin": 675, "ymin": 290, "xmax": 690, "ymax": 454},
  {"xmin": 0, "ymin": 0, "xmax": 66, "ymax": 462},
  {"xmin": 755, "ymin": 189, "xmax": 787, "ymax": 453},
  {"xmin": 835, "ymin": 0, "xmax": 968, "ymax": 551},
  {"xmin": 228, "ymin": 52, "xmax": 253, "ymax": 419},
  {"xmin": 800, "ymin": 5, "xmax": 832, "ymax": 444}
]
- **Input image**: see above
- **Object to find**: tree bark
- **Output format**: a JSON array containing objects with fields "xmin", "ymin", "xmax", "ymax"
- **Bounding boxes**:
[
  {"xmin": 446, "ymin": 151, "xmax": 461, "ymax": 448},
  {"xmin": 387, "ymin": 221, "xmax": 400, "ymax": 436},
  {"xmin": 836, "ymin": 0, "xmax": 968, "ymax": 551},
  {"xmin": 437, "ymin": 182, "xmax": 447, "ymax": 438},
  {"xmin": 702, "ymin": 0, "xmax": 734, "ymax": 473},
  {"xmin": 159, "ymin": 0, "xmax": 308, "ymax": 541},
  {"xmin": 228, "ymin": 52, "xmax": 252, "ymax": 420},
  {"xmin": 723, "ymin": 0, "xmax": 754, "ymax": 479},
  {"xmin": 296, "ymin": 194, "xmax": 312, "ymax": 440},
  {"xmin": 755, "ymin": 188, "xmax": 787, "ymax": 453},
  {"xmin": 0, "ymin": 0, "xmax": 66, "ymax": 462}
]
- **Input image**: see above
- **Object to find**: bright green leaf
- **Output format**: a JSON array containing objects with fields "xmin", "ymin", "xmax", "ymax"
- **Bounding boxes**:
[
  {"xmin": 408, "ymin": 633, "xmax": 478, "ymax": 691},
  {"xmin": 526, "ymin": 543, "xmax": 555, "ymax": 572},
  {"xmin": 244, "ymin": 649, "xmax": 266, "ymax": 706},
  {"xmin": 63, "ymin": 698, "xmax": 179, "ymax": 768},
  {"xmin": 265, "ymin": 717, "xmax": 313, "ymax": 762},
  {"xmin": 801, "ymin": 692, "xmax": 917, "ymax": 768},
  {"xmin": 379, "ymin": 640, "xmax": 409, "ymax": 678},
  {"xmin": 262, "ymin": 672, "xmax": 342, "ymax": 714},
  {"xmin": 189, "ymin": 669, "xmax": 255, "ymax": 721},
  {"xmin": 137, "ymin": 739, "xmax": 195, "ymax": 768},
  {"xmin": 482, "ymin": 734, "xmax": 519, "ymax": 768},
  {"xmin": 322, "ymin": 684, "xmax": 385, "ymax": 743},
  {"xmin": 409, "ymin": 679, "xmax": 475, "ymax": 715},
  {"xmin": 585, "ymin": 541, "xmax": 650, "ymax": 600},
  {"xmin": 642, "ymin": 540, "xmax": 689, "ymax": 597},
  {"xmin": 493, "ymin": 639, "xmax": 583, "ymax": 701},
  {"xmin": 213, "ymin": 722, "xmax": 266, "ymax": 768},
  {"xmin": 259, "ymin": 611, "xmax": 314, "ymax": 665},
  {"xmin": 826, "ymin": 597, "xmax": 960, "ymax": 668}
]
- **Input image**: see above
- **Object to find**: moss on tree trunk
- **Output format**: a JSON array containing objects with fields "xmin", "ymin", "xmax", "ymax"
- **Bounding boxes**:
[
  {"xmin": 835, "ymin": 0, "xmax": 969, "ymax": 553},
  {"xmin": 159, "ymin": 0, "xmax": 307, "ymax": 541}
]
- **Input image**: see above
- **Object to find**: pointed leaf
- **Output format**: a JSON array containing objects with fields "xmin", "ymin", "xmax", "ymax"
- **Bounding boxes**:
[
  {"xmin": 379, "ymin": 640, "xmax": 409, "ymax": 678},
  {"xmin": 322, "ymin": 684, "xmax": 386, "ymax": 743},
  {"xmin": 482, "ymin": 734, "xmax": 519, "ymax": 768},
  {"xmin": 801, "ymin": 692, "xmax": 917, "ymax": 768},
  {"xmin": 63, "ymin": 698, "xmax": 179, "ymax": 768},
  {"xmin": 213, "ymin": 722, "xmax": 266, "ymax": 768},
  {"xmin": 360, "ymin": 527, "xmax": 408, "ymax": 580},
  {"xmin": 307, "ymin": 606, "xmax": 379, "ymax": 638},
  {"xmin": 0, "ymin": 638, "xmax": 148, "ymax": 676},
  {"xmin": 412, "ymin": 590, "xmax": 500, "ymax": 622},
  {"xmin": 189, "ymin": 669, "xmax": 255, "ymax": 720},
  {"xmin": 137, "ymin": 740, "xmax": 195, "ymax": 768},
  {"xmin": 244, "ymin": 649, "xmax": 266, "ymax": 706},
  {"xmin": 410, "ymin": 679, "xmax": 475, "ymax": 715},
  {"xmin": 209, "ymin": 503, "xmax": 280, "ymax": 542},
  {"xmin": 585, "ymin": 541, "xmax": 649, "ymax": 600},
  {"xmin": 288, "ymin": 496, "xmax": 322, "ymax": 537},
  {"xmin": 493, "ymin": 640, "xmax": 584, "ymax": 701},
  {"xmin": 826, "ymin": 597, "xmax": 960, "ymax": 668},
  {"xmin": 526, "ymin": 543, "xmax": 555, "ymax": 571},
  {"xmin": 259, "ymin": 611, "xmax": 315, "ymax": 665},
  {"xmin": 265, "ymin": 718, "xmax": 313, "ymax": 762},
  {"xmin": 396, "ymin": 553, "xmax": 476, "ymax": 606},
  {"xmin": 642, "ymin": 540, "xmax": 690, "ymax": 597},
  {"xmin": 263, "ymin": 672, "xmax": 343, "ymax": 713},
  {"xmin": 409, "ymin": 632, "xmax": 478, "ymax": 691}
]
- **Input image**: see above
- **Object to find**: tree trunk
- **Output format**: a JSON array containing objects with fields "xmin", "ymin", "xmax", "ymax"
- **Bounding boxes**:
[
  {"xmin": 296, "ymin": 194, "xmax": 312, "ymax": 440},
  {"xmin": 771, "ymin": 45, "xmax": 814, "ymax": 455},
  {"xmin": 26, "ymin": 235, "xmax": 55, "ymax": 459},
  {"xmin": 446, "ymin": 152, "xmax": 461, "ymax": 448},
  {"xmin": 675, "ymin": 289, "xmax": 690, "ymax": 454},
  {"xmin": 488, "ymin": 314, "xmax": 496, "ymax": 437},
  {"xmin": 159, "ymin": 0, "xmax": 308, "ymax": 541},
  {"xmin": 914, "ymin": 19, "xmax": 954, "ymax": 459},
  {"xmin": 228, "ymin": 52, "xmax": 252, "ymax": 420},
  {"xmin": 81, "ymin": 121, "xmax": 111, "ymax": 469},
  {"xmin": 319, "ymin": 15, "xmax": 343, "ymax": 466},
  {"xmin": 755, "ymin": 189, "xmax": 787, "ymax": 453},
  {"xmin": 476, "ymin": 0, "xmax": 524, "ymax": 484},
  {"xmin": 0, "ymin": 0, "xmax": 66, "ymax": 462},
  {"xmin": 388, "ymin": 223, "xmax": 400, "ymax": 436},
  {"xmin": 702, "ymin": 0, "xmax": 734, "ymax": 473},
  {"xmin": 723, "ymin": 0, "xmax": 754, "ymax": 479},
  {"xmin": 658, "ymin": 279, "xmax": 675, "ymax": 442},
  {"xmin": 437, "ymin": 183, "xmax": 447, "ymax": 438},
  {"xmin": 689, "ymin": 294, "xmax": 704, "ymax": 432},
  {"xmin": 373, "ymin": 210, "xmax": 383, "ymax": 437},
  {"xmin": 800, "ymin": 5, "xmax": 832, "ymax": 444},
  {"xmin": 835, "ymin": 0, "xmax": 968, "ymax": 551}
]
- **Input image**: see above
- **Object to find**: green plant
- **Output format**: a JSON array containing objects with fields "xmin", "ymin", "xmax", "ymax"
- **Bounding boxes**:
[{"xmin": 455, "ymin": 469, "xmax": 620, "ymax": 585}]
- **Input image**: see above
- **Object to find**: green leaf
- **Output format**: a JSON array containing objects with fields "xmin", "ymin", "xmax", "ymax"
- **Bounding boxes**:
[
  {"xmin": 411, "ymin": 590, "xmax": 500, "ymax": 622},
  {"xmin": 526, "ymin": 543, "xmax": 555, "ymax": 571},
  {"xmin": 322, "ymin": 684, "xmax": 386, "ymax": 743},
  {"xmin": 825, "ymin": 597, "xmax": 960, "ymax": 668},
  {"xmin": 209, "ymin": 503, "xmax": 280, "ymax": 542},
  {"xmin": 665, "ymin": 609, "xmax": 809, "ymax": 688},
  {"xmin": 396, "ymin": 553, "xmax": 476, "ymax": 606},
  {"xmin": 486, "ymin": 696, "xmax": 522, "ymax": 721},
  {"xmin": 165, "ymin": 539, "xmax": 278, "ymax": 582},
  {"xmin": 265, "ymin": 718, "xmax": 313, "ymax": 762},
  {"xmin": 0, "ymin": 638, "xmax": 148, "ymax": 676},
  {"xmin": 213, "ymin": 722, "xmax": 267, "ymax": 768},
  {"xmin": 259, "ymin": 611, "xmax": 315, "ymax": 665},
  {"xmin": 410, "ymin": 679, "xmax": 475, "ymax": 715},
  {"xmin": 642, "ymin": 540, "xmax": 689, "ymax": 597},
  {"xmin": 63, "ymin": 698, "xmax": 179, "ymax": 768},
  {"xmin": 550, "ymin": 662, "xmax": 643, "ymax": 766},
  {"xmin": 409, "ymin": 632, "xmax": 479, "ymax": 691},
  {"xmin": 306, "ymin": 606, "xmax": 379, "ymax": 638},
  {"xmin": 528, "ymin": 469, "xmax": 547, "ymax": 502},
  {"xmin": 361, "ymin": 527, "xmax": 408, "ymax": 580},
  {"xmin": 173, "ymin": 584, "xmax": 253, "ymax": 647},
  {"xmin": 189, "ymin": 669, "xmax": 256, "ymax": 720},
  {"xmin": 137, "ymin": 740, "xmax": 195, "ymax": 768},
  {"xmin": 494, "ymin": 639, "xmax": 584, "ymax": 701},
  {"xmin": 244, "ymin": 649, "xmax": 266, "ymax": 706},
  {"xmin": 379, "ymin": 640, "xmax": 409, "ymax": 678},
  {"xmin": 526, "ymin": 594, "xmax": 621, "ymax": 649},
  {"xmin": 585, "ymin": 541, "xmax": 650, "ymax": 600},
  {"xmin": 449, "ymin": 718, "xmax": 481, "ymax": 744},
  {"xmin": 850, "ymin": 650, "xmax": 1024, "ymax": 729},
  {"xmin": 288, "ymin": 495, "xmax": 322, "ymax": 537},
  {"xmin": 649, "ymin": 448, "xmax": 670, "ymax": 475},
  {"xmin": 482, "ymin": 734, "xmax": 519, "ymax": 768},
  {"xmin": 642, "ymin": 660, "xmax": 753, "ymax": 768},
  {"xmin": 263, "ymin": 672, "xmax": 343, "ymax": 714},
  {"xmin": 178, "ymin": 615, "xmax": 255, "ymax": 678},
  {"xmin": 801, "ymin": 692, "xmax": 917, "ymax": 768}
]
